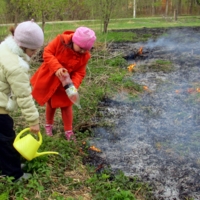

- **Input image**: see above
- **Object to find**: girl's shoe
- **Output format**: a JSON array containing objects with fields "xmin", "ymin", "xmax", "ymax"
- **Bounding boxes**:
[
  {"xmin": 45, "ymin": 124, "xmax": 53, "ymax": 136},
  {"xmin": 65, "ymin": 131, "xmax": 76, "ymax": 141}
]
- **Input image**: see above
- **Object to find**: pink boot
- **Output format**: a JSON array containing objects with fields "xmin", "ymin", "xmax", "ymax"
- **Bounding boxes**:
[
  {"xmin": 45, "ymin": 124, "xmax": 53, "ymax": 136},
  {"xmin": 65, "ymin": 131, "xmax": 76, "ymax": 141}
]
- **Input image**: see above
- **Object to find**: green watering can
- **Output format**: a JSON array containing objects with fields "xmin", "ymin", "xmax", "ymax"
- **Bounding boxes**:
[{"xmin": 13, "ymin": 128, "xmax": 59, "ymax": 161}]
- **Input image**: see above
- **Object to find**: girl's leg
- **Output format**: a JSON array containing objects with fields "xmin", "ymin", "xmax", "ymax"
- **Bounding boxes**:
[
  {"xmin": 61, "ymin": 106, "xmax": 75, "ymax": 140},
  {"xmin": 45, "ymin": 100, "xmax": 56, "ymax": 136},
  {"xmin": 61, "ymin": 106, "xmax": 73, "ymax": 131},
  {"xmin": 0, "ymin": 114, "xmax": 23, "ymax": 181}
]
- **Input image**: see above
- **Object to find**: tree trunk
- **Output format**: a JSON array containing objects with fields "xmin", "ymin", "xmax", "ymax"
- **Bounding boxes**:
[
  {"xmin": 103, "ymin": 19, "xmax": 109, "ymax": 33},
  {"xmin": 14, "ymin": 10, "xmax": 18, "ymax": 27},
  {"xmin": 152, "ymin": 0, "xmax": 156, "ymax": 16},
  {"xmin": 133, "ymin": 0, "xmax": 136, "ymax": 18},
  {"xmin": 174, "ymin": 9, "xmax": 177, "ymax": 21},
  {"xmin": 165, "ymin": 0, "xmax": 169, "ymax": 16},
  {"xmin": 189, "ymin": 0, "xmax": 194, "ymax": 14},
  {"xmin": 42, "ymin": 11, "xmax": 45, "ymax": 32},
  {"xmin": 162, "ymin": 0, "xmax": 166, "ymax": 13},
  {"xmin": 178, "ymin": 0, "xmax": 182, "ymax": 15}
]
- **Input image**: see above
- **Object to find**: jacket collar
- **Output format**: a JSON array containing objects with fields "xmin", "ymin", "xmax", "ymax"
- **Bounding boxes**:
[{"xmin": 2, "ymin": 35, "xmax": 30, "ymax": 70}]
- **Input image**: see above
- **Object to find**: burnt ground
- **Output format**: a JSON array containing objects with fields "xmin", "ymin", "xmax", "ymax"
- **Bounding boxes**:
[{"xmin": 87, "ymin": 27, "xmax": 200, "ymax": 200}]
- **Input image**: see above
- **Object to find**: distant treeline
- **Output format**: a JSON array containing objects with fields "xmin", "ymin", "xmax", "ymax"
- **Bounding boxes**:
[{"xmin": 0, "ymin": 0, "xmax": 199, "ymax": 33}]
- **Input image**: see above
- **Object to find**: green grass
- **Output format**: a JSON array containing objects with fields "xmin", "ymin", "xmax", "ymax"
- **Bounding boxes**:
[
  {"xmin": 0, "ymin": 54, "xmax": 152, "ymax": 200},
  {"xmin": 138, "ymin": 59, "xmax": 174, "ymax": 73},
  {"xmin": 46, "ymin": 16, "xmax": 200, "ymax": 30},
  {"xmin": 0, "ymin": 16, "xmax": 200, "ymax": 42},
  {"xmin": 42, "ymin": 16, "xmax": 200, "ymax": 43},
  {"xmin": 1, "ymin": 16, "xmax": 199, "ymax": 199}
]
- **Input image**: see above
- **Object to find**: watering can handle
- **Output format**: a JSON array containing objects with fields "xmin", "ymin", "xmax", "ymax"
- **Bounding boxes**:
[{"xmin": 14, "ymin": 128, "xmax": 42, "ymax": 144}]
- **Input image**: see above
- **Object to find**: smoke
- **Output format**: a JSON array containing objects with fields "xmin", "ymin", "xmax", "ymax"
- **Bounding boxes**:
[
  {"xmin": 146, "ymin": 28, "xmax": 200, "ymax": 51},
  {"xmin": 91, "ymin": 28, "xmax": 200, "ymax": 199}
]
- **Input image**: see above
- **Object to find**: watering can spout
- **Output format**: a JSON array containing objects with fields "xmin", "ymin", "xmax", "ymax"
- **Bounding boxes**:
[
  {"xmin": 13, "ymin": 128, "xmax": 59, "ymax": 161},
  {"xmin": 35, "ymin": 151, "xmax": 59, "ymax": 158}
]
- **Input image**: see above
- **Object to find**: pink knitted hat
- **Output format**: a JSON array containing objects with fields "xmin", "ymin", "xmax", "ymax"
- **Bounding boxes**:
[
  {"xmin": 14, "ymin": 19, "xmax": 44, "ymax": 49},
  {"xmin": 72, "ymin": 27, "xmax": 96, "ymax": 50}
]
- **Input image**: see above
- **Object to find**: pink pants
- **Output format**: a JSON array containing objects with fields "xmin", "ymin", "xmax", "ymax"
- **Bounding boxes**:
[{"xmin": 45, "ymin": 100, "xmax": 73, "ymax": 131}]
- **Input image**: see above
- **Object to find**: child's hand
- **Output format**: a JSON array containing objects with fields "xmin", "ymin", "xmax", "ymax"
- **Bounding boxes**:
[
  {"xmin": 56, "ymin": 68, "xmax": 72, "ymax": 86},
  {"xmin": 30, "ymin": 124, "xmax": 40, "ymax": 134},
  {"xmin": 55, "ymin": 68, "xmax": 67, "ymax": 79}
]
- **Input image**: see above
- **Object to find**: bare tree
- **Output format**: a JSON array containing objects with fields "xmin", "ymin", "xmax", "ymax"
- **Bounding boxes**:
[
  {"xmin": 22, "ymin": 0, "xmax": 67, "ymax": 31},
  {"xmin": 4, "ymin": 0, "xmax": 25, "ymax": 26},
  {"xmin": 189, "ymin": 0, "xmax": 194, "ymax": 14},
  {"xmin": 177, "ymin": 0, "xmax": 182, "ymax": 14},
  {"xmin": 88, "ymin": 0, "xmax": 120, "ymax": 33},
  {"xmin": 165, "ymin": 0, "xmax": 169, "ymax": 16},
  {"xmin": 152, "ymin": 0, "xmax": 156, "ymax": 16},
  {"xmin": 133, "ymin": 0, "xmax": 136, "ymax": 18},
  {"xmin": 101, "ymin": 0, "xmax": 116, "ymax": 33}
]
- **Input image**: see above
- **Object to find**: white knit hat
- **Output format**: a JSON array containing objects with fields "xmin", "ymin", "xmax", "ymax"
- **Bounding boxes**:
[{"xmin": 14, "ymin": 19, "xmax": 44, "ymax": 49}]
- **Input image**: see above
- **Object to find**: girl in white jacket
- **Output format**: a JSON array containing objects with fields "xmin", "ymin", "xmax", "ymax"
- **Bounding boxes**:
[{"xmin": 0, "ymin": 20, "xmax": 44, "ymax": 181}]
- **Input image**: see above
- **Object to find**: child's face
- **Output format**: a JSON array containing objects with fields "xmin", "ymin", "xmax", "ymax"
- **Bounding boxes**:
[
  {"xmin": 25, "ymin": 48, "xmax": 37, "ymax": 58},
  {"xmin": 73, "ymin": 43, "xmax": 87, "ymax": 54}
]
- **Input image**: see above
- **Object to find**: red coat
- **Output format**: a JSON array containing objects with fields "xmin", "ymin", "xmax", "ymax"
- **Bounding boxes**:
[{"xmin": 31, "ymin": 31, "xmax": 91, "ymax": 108}]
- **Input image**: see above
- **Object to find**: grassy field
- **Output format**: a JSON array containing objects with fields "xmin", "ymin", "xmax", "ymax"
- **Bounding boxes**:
[
  {"xmin": 0, "ymin": 16, "xmax": 200, "ymax": 42},
  {"xmin": 0, "ymin": 16, "xmax": 198, "ymax": 200}
]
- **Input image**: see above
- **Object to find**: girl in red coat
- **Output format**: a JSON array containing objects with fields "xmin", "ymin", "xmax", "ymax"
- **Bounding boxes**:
[{"xmin": 31, "ymin": 27, "xmax": 96, "ymax": 140}]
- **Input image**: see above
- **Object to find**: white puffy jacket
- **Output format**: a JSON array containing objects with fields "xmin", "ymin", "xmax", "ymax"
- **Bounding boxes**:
[{"xmin": 0, "ymin": 35, "xmax": 39, "ymax": 126}]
